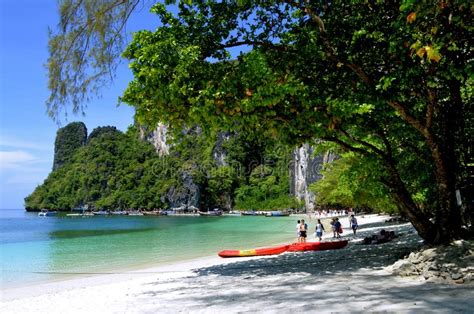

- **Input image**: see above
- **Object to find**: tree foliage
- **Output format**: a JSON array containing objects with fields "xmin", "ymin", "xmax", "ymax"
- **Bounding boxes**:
[
  {"xmin": 309, "ymin": 153, "xmax": 398, "ymax": 214},
  {"xmin": 46, "ymin": 0, "xmax": 141, "ymax": 120},
  {"xmin": 119, "ymin": 1, "xmax": 472, "ymax": 243}
]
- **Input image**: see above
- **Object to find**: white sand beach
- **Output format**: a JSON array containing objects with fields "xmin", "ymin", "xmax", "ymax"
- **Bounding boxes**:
[{"xmin": 1, "ymin": 214, "xmax": 473, "ymax": 313}]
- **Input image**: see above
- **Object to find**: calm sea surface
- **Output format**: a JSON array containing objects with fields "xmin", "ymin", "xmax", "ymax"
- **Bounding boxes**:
[{"xmin": 0, "ymin": 209, "xmax": 297, "ymax": 288}]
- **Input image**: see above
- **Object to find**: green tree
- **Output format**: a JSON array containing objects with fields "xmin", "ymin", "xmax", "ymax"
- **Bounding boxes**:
[
  {"xmin": 309, "ymin": 152, "xmax": 398, "ymax": 214},
  {"xmin": 46, "ymin": 0, "xmax": 141, "ymax": 120},
  {"xmin": 119, "ymin": 1, "xmax": 472, "ymax": 243}
]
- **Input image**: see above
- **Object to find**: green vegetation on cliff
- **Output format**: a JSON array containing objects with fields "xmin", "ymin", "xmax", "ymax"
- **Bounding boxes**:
[
  {"xmin": 26, "ymin": 126, "xmax": 161, "ymax": 210},
  {"xmin": 25, "ymin": 123, "xmax": 299, "ymax": 211},
  {"xmin": 52, "ymin": 122, "xmax": 87, "ymax": 170}
]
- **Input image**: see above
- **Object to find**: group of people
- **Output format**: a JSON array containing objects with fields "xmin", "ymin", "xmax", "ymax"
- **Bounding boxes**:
[
  {"xmin": 296, "ymin": 214, "xmax": 359, "ymax": 242},
  {"xmin": 361, "ymin": 229, "xmax": 398, "ymax": 245}
]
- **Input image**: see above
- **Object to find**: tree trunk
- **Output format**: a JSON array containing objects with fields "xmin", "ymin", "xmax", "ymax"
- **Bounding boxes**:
[
  {"xmin": 383, "ymin": 163, "xmax": 437, "ymax": 242},
  {"xmin": 423, "ymin": 81, "xmax": 464, "ymax": 243}
]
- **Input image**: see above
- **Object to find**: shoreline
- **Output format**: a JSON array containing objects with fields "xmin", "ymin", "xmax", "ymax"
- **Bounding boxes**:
[
  {"xmin": 1, "ymin": 212, "xmax": 337, "ymax": 290},
  {"xmin": 2, "ymin": 214, "xmax": 472, "ymax": 312},
  {"xmin": 0, "ymin": 214, "xmax": 376, "ymax": 296}
]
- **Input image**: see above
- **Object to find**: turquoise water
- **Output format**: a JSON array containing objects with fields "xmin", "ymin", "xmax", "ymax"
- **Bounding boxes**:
[{"xmin": 0, "ymin": 209, "xmax": 297, "ymax": 287}]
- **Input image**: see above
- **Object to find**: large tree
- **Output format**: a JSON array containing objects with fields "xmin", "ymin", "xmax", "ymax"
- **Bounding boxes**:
[{"xmin": 48, "ymin": 0, "xmax": 472, "ymax": 244}]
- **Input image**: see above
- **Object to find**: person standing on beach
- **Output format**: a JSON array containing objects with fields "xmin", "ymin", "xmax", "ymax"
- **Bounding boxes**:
[
  {"xmin": 299, "ymin": 220, "xmax": 308, "ymax": 243},
  {"xmin": 349, "ymin": 214, "xmax": 358, "ymax": 235},
  {"xmin": 296, "ymin": 220, "xmax": 301, "ymax": 242},
  {"xmin": 315, "ymin": 219, "xmax": 325, "ymax": 241}
]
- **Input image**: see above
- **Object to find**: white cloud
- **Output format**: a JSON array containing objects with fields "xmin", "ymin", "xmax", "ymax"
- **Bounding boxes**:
[
  {"xmin": 0, "ymin": 150, "xmax": 51, "ymax": 170},
  {"xmin": 0, "ymin": 151, "xmax": 51, "ymax": 187},
  {"xmin": 0, "ymin": 150, "xmax": 36, "ymax": 168},
  {"xmin": 0, "ymin": 136, "xmax": 51, "ymax": 151}
]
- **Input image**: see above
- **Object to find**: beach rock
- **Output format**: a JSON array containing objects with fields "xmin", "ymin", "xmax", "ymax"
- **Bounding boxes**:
[
  {"xmin": 387, "ymin": 240, "xmax": 474, "ymax": 284},
  {"xmin": 391, "ymin": 260, "xmax": 415, "ymax": 276},
  {"xmin": 464, "ymin": 273, "xmax": 473, "ymax": 284},
  {"xmin": 428, "ymin": 264, "xmax": 439, "ymax": 271},
  {"xmin": 421, "ymin": 248, "xmax": 437, "ymax": 261},
  {"xmin": 422, "ymin": 270, "xmax": 436, "ymax": 280},
  {"xmin": 451, "ymin": 273, "xmax": 463, "ymax": 280}
]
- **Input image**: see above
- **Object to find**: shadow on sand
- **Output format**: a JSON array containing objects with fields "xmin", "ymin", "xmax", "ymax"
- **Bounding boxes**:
[{"xmin": 140, "ymin": 222, "xmax": 473, "ymax": 312}]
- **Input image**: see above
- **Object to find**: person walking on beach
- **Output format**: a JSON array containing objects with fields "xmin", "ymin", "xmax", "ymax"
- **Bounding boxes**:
[
  {"xmin": 296, "ymin": 220, "xmax": 301, "ymax": 242},
  {"xmin": 299, "ymin": 220, "xmax": 308, "ymax": 243},
  {"xmin": 315, "ymin": 219, "xmax": 325, "ymax": 241},
  {"xmin": 330, "ymin": 218, "xmax": 336, "ymax": 238},
  {"xmin": 334, "ymin": 218, "xmax": 342, "ymax": 238},
  {"xmin": 349, "ymin": 214, "xmax": 358, "ymax": 235}
]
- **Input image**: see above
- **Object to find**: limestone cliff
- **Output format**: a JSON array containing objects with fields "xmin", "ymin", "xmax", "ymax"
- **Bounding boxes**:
[
  {"xmin": 139, "ymin": 123, "xmax": 202, "ymax": 209},
  {"xmin": 290, "ymin": 144, "xmax": 335, "ymax": 210},
  {"xmin": 139, "ymin": 123, "xmax": 170, "ymax": 156},
  {"xmin": 52, "ymin": 122, "xmax": 87, "ymax": 170}
]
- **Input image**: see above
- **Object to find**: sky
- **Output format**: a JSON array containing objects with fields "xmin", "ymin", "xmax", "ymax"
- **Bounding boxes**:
[{"xmin": 0, "ymin": 0, "xmax": 160, "ymax": 208}]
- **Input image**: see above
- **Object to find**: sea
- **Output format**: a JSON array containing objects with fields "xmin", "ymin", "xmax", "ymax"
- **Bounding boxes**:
[{"xmin": 0, "ymin": 209, "xmax": 298, "ymax": 288}]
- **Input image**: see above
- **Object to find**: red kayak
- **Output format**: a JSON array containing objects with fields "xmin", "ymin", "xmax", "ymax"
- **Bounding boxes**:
[
  {"xmin": 287, "ymin": 240, "xmax": 348, "ymax": 252},
  {"xmin": 218, "ymin": 244, "xmax": 290, "ymax": 258}
]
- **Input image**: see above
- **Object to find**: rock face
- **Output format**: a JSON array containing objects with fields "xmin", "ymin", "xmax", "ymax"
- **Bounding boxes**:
[
  {"xmin": 142, "ymin": 123, "xmax": 337, "ymax": 210},
  {"xmin": 53, "ymin": 122, "xmax": 87, "ymax": 170},
  {"xmin": 139, "ymin": 123, "xmax": 170, "ymax": 156},
  {"xmin": 290, "ymin": 144, "xmax": 335, "ymax": 210},
  {"xmin": 141, "ymin": 123, "xmax": 200, "ymax": 209},
  {"xmin": 162, "ymin": 171, "xmax": 200, "ymax": 210},
  {"xmin": 387, "ymin": 240, "xmax": 474, "ymax": 284},
  {"xmin": 213, "ymin": 132, "xmax": 230, "ymax": 167}
]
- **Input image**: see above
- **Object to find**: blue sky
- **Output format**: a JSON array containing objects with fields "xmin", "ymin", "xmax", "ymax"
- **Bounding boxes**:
[{"xmin": 0, "ymin": 0, "xmax": 159, "ymax": 208}]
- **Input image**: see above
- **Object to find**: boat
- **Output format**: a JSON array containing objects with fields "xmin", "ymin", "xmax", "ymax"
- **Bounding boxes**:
[
  {"xmin": 38, "ymin": 209, "xmax": 57, "ymax": 217},
  {"xmin": 143, "ymin": 211, "xmax": 164, "ymax": 216},
  {"xmin": 199, "ymin": 209, "xmax": 223, "ymax": 216},
  {"xmin": 128, "ymin": 211, "xmax": 144, "ymax": 216},
  {"xmin": 218, "ymin": 244, "xmax": 290, "ymax": 258},
  {"xmin": 92, "ymin": 210, "xmax": 110, "ymax": 215},
  {"xmin": 241, "ymin": 210, "xmax": 257, "ymax": 216},
  {"xmin": 111, "ymin": 210, "xmax": 128, "ymax": 215},
  {"xmin": 287, "ymin": 240, "xmax": 348, "ymax": 252},
  {"xmin": 265, "ymin": 211, "xmax": 290, "ymax": 217},
  {"xmin": 224, "ymin": 211, "xmax": 242, "ymax": 216}
]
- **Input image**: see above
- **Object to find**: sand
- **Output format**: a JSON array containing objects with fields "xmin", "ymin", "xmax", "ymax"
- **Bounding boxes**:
[{"xmin": 1, "ymin": 214, "xmax": 473, "ymax": 313}]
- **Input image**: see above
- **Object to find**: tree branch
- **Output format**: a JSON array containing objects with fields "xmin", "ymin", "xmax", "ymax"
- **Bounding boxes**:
[
  {"xmin": 388, "ymin": 100, "xmax": 427, "ymax": 134},
  {"xmin": 336, "ymin": 128, "xmax": 387, "ymax": 158},
  {"xmin": 283, "ymin": 0, "xmax": 326, "ymax": 33},
  {"xmin": 425, "ymin": 88, "xmax": 437, "ymax": 130},
  {"xmin": 218, "ymin": 40, "xmax": 295, "ymax": 53},
  {"xmin": 321, "ymin": 136, "xmax": 373, "ymax": 158}
]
